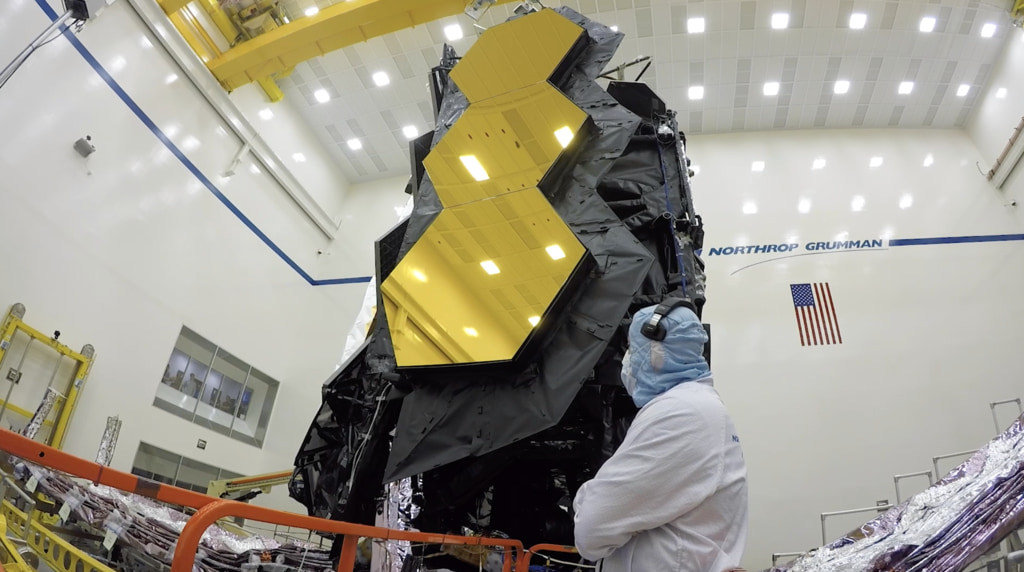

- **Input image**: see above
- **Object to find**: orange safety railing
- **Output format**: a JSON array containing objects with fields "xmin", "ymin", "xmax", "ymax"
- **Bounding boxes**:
[
  {"xmin": 525, "ymin": 543, "xmax": 582, "ymax": 569},
  {"xmin": 0, "ymin": 428, "xmax": 528, "ymax": 571}
]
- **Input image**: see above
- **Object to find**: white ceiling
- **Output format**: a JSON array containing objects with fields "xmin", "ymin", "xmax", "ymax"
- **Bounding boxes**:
[{"xmin": 277, "ymin": 0, "xmax": 1017, "ymax": 184}]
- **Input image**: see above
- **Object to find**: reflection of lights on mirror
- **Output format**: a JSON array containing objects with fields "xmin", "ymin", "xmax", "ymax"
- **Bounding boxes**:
[
  {"xmin": 798, "ymin": 198, "xmax": 811, "ymax": 213},
  {"xmin": 900, "ymin": 194, "xmax": 913, "ymax": 209},
  {"xmin": 528, "ymin": 316, "xmax": 541, "ymax": 326},
  {"xmin": 304, "ymin": 6, "xmax": 319, "ymax": 16},
  {"xmin": 554, "ymin": 126, "xmax": 574, "ymax": 148},
  {"xmin": 751, "ymin": 161, "xmax": 765, "ymax": 172},
  {"xmin": 812, "ymin": 158, "xmax": 826, "ymax": 170},
  {"xmin": 480, "ymin": 260, "xmax": 500, "ymax": 275},
  {"xmin": 870, "ymin": 156, "xmax": 884, "ymax": 167},
  {"xmin": 372, "ymin": 71, "xmax": 390, "ymax": 87},
  {"xmin": 851, "ymin": 195, "xmax": 865, "ymax": 211},
  {"xmin": 403, "ymin": 125, "xmax": 419, "ymax": 139},
  {"xmin": 460, "ymin": 155, "xmax": 489, "ymax": 181},
  {"xmin": 464, "ymin": 327, "xmax": 479, "ymax": 337},
  {"xmin": 412, "ymin": 270, "xmax": 427, "ymax": 282},
  {"xmin": 924, "ymin": 154, "xmax": 934, "ymax": 167},
  {"xmin": 981, "ymin": 23, "xmax": 996, "ymax": 38},
  {"xmin": 546, "ymin": 245, "xmax": 566, "ymax": 260},
  {"xmin": 314, "ymin": 89, "xmax": 330, "ymax": 103},
  {"xmin": 742, "ymin": 201, "xmax": 758, "ymax": 214}
]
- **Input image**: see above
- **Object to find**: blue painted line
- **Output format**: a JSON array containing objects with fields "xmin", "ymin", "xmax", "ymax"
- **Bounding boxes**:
[
  {"xmin": 889, "ymin": 234, "xmax": 1024, "ymax": 247},
  {"xmin": 33, "ymin": 0, "xmax": 371, "ymax": 287}
]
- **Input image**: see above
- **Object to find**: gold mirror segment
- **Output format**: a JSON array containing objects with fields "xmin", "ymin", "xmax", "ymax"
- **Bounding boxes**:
[
  {"xmin": 424, "ymin": 83, "xmax": 591, "ymax": 209},
  {"xmin": 450, "ymin": 9, "xmax": 587, "ymax": 104},
  {"xmin": 381, "ymin": 187, "xmax": 594, "ymax": 369}
]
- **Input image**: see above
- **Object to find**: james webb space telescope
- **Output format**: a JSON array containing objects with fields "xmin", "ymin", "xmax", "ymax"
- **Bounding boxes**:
[{"xmin": 290, "ymin": 5, "xmax": 707, "ymax": 565}]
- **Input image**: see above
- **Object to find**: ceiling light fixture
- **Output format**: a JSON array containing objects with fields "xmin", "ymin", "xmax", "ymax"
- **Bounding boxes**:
[
  {"xmin": 957, "ymin": 84, "xmax": 970, "ymax": 97},
  {"xmin": 372, "ymin": 71, "xmax": 390, "ymax": 86},
  {"xmin": 924, "ymin": 154, "xmax": 934, "ymax": 167},
  {"xmin": 798, "ymin": 198, "xmax": 811, "ymax": 213},
  {"xmin": 258, "ymin": 108, "xmax": 273, "ymax": 120},
  {"xmin": 347, "ymin": 138, "xmax": 362, "ymax": 150},
  {"xmin": 402, "ymin": 125, "xmax": 419, "ymax": 139},
  {"xmin": 610, "ymin": 25, "xmax": 618, "ymax": 32},
  {"xmin": 919, "ymin": 16, "xmax": 936, "ymax": 32},
  {"xmin": 165, "ymin": 73, "xmax": 179, "ymax": 85},
  {"xmin": 763, "ymin": 82, "xmax": 780, "ymax": 96},
  {"xmin": 460, "ymin": 155, "xmax": 489, "ymax": 181},
  {"xmin": 688, "ymin": 85, "xmax": 704, "ymax": 100},
  {"xmin": 996, "ymin": 88, "xmax": 1007, "ymax": 99},
  {"xmin": 981, "ymin": 23, "xmax": 996, "ymax": 38},
  {"xmin": 834, "ymin": 80, "xmax": 850, "ymax": 94},
  {"xmin": 812, "ymin": 158, "xmax": 826, "ymax": 170},
  {"xmin": 849, "ymin": 12, "xmax": 867, "ymax": 29},
  {"xmin": 545, "ymin": 245, "xmax": 566, "ymax": 260},
  {"xmin": 771, "ymin": 12, "xmax": 789, "ymax": 29},
  {"xmin": 687, "ymin": 17, "xmax": 705, "ymax": 34},
  {"xmin": 314, "ymin": 89, "xmax": 330, "ymax": 103},
  {"xmin": 751, "ymin": 161, "xmax": 765, "ymax": 172},
  {"xmin": 554, "ymin": 126, "xmax": 574, "ymax": 148},
  {"xmin": 898, "ymin": 81, "xmax": 914, "ymax": 95},
  {"xmin": 480, "ymin": 260, "xmax": 500, "ymax": 275},
  {"xmin": 851, "ymin": 196, "xmax": 865, "ymax": 211},
  {"xmin": 743, "ymin": 201, "xmax": 758, "ymax": 214},
  {"xmin": 304, "ymin": 6, "xmax": 319, "ymax": 16},
  {"xmin": 292, "ymin": 152, "xmax": 306, "ymax": 162},
  {"xmin": 444, "ymin": 23, "xmax": 464, "ymax": 41},
  {"xmin": 870, "ymin": 156, "xmax": 884, "ymax": 167},
  {"xmin": 900, "ymin": 194, "xmax": 913, "ymax": 209}
]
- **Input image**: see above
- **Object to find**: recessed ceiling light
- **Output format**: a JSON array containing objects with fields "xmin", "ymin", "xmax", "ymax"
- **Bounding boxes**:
[
  {"xmin": 919, "ymin": 16, "xmax": 936, "ymax": 33},
  {"xmin": 463, "ymin": 327, "xmax": 479, "ymax": 337},
  {"xmin": 347, "ymin": 138, "xmax": 362, "ymax": 150},
  {"xmin": 372, "ymin": 71, "xmax": 390, "ymax": 87},
  {"xmin": 900, "ymin": 194, "xmax": 913, "ymax": 209},
  {"xmin": 554, "ymin": 126, "xmax": 574, "ymax": 148},
  {"xmin": 923, "ymin": 154, "xmax": 934, "ymax": 167},
  {"xmin": 687, "ymin": 17, "xmax": 705, "ymax": 34},
  {"xmin": 763, "ymin": 82, "xmax": 780, "ymax": 96},
  {"xmin": 304, "ymin": 6, "xmax": 318, "ymax": 17},
  {"xmin": 480, "ymin": 260, "xmax": 500, "ymax": 275},
  {"xmin": 849, "ymin": 12, "xmax": 867, "ymax": 29},
  {"xmin": 956, "ymin": 84, "xmax": 970, "ymax": 97},
  {"xmin": 444, "ymin": 23, "xmax": 463, "ymax": 41},
  {"xmin": 834, "ymin": 80, "xmax": 850, "ymax": 94},
  {"xmin": 812, "ymin": 158, "xmax": 826, "ymax": 170},
  {"xmin": 981, "ymin": 23, "xmax": 996, "ymax": 38},
  {"xmin": 688, "ymin": 85, "xmax": 704, "ymax": 100},
  {"xmin": 460, "ymin": 155, "xmax": 489, "ymax": 181},
  {"xmin": 898, "ymin": 81, "xmax": 914, "ymax": 95},
  {"xmin": 314, "ymin": 89, "xmax": 330, "ymax": 103},
  {"xmin": 751, "ymin": 161, "xmax": 765, "ymax": 172},
  {"xmin": 870, "ymin": 156, "xmax": 884, "ymax": 167},
  {"xmin": 771, "ymin": 12, "xmax": 789, "ymax": 29},
  {"xmin": 292, "ymin": 152, "xmax": 306, "ymax": 162},
  {"xmin": 798, "ymin": 198, "xmax": 811, "ymax": 213},
  {"xmin": 743, "ymin": 201, "xmax": 758, "ymax": 214},
  {"xmin": 996, "ymin": 88, "xmax": 1007, "ymax": 99},
  {"xmin": 851, "ymin": 196, "xmax": 865, "ymax": 211},
  {"xmin": 546, "ymin": 245, "xmax": 566, "ymax": 260},
  {"xmin": 258, "ymin": 108, "xmax": 273, "ymax": 120},
  {"xmin": 402, "ymin": 125, "xmax": 419, "ymax": 139},
  {"xmin": 528, "ymin": 316, "xmax": 541, "ymax": 327},
  {"xmin": 610, "ymin": 25, "xmax": 618, "ymax": 32}
]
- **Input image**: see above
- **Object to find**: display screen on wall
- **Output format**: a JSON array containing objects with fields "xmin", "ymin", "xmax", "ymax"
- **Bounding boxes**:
[{"xmin": 154, "ymin": 327, "xmax": 279, "ymax": 447}]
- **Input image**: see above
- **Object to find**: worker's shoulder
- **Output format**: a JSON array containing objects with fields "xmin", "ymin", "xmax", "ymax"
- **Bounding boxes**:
[{"xmin": 643, "ymin": 381, "xmax": 729, "ymax": 424}]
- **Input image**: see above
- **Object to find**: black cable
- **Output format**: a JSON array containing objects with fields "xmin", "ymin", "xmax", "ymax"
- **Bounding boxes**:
[{"xmin": 0, "ymin": 19, "xmax": 80, "ymax": 93}]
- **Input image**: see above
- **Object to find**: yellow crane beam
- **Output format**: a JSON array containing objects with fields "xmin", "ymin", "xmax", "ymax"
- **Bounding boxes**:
[
  {"xmin": 207, "ymin": 0, "xmax": 519, "ymax": 91},
  {"xmin": 1014, "ymin": 0, "xmax": 1023, "ymax": 20}
]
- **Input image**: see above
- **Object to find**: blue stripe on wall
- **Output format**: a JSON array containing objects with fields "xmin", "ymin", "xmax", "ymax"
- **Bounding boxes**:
[
  {"xmin": 889, "ymin": 234, "xmax": 1024, "ymax": 247},
  {"xmin": 33, "ymin": 0, "xmax": 371, "ymax": 287}
]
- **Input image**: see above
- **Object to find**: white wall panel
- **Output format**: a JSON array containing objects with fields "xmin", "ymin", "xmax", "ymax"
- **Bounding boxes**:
[
  {"xmin": 968, "ymin": 26, "xmax": 1024, "ymax": 191},
  {"xmin": 0, "ymin": 0, "xmax": 402, "ymax": 513},
  {"xmin": 688, "ymin": 127, "xmax": 1024, "ymax": 569}
]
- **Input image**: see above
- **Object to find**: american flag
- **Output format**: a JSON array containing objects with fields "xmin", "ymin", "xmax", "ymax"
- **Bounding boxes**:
[{"xmin": 790, "ymin": 283, "xmax": 843, "ymax": 346}]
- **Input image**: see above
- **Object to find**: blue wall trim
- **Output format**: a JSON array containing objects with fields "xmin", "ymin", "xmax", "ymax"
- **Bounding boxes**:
[
  {"xmin": 889, "ymin": 234, "xmax": 1024, "ymax": 247},
  {"xmin": 33, "ymin": 0, "xmax": 371, "ymax": 287}
]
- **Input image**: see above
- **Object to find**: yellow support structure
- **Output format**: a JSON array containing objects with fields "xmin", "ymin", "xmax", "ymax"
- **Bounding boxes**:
[
  {"xmin": 2, "ymin": 500, "xmax": 113, "ymax": 572},
  {"xmin": 207, "ymin": 0, "xmax": 519, "ymax": 91},
  {"xmin": 1014, "ymin": 0, "xmax": 1023, "ymax": 20},
  {"xmin": 0, "ymin": 508, "xmax": 32, "ymax": 572}
]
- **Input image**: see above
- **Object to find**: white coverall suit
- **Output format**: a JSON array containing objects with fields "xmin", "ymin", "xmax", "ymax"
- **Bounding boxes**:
[{"xmin": 573, "ymin": 304, "xmax": 749, "ymax": 572}]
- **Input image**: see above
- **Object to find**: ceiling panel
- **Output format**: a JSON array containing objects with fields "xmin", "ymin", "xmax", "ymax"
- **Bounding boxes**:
[{"xmin": 277, "ymin": 0, "xmax": 1016, "ymax": 183}]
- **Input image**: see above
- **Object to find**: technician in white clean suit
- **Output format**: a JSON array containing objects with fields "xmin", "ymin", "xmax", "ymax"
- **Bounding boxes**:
[{"xmin": 573, "ymin": 301, "xmax": 749, "ymax": 572}]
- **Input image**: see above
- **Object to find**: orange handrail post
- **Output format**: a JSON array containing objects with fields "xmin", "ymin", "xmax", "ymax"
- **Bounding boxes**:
[{"xmin": 336, "ymin": 534, "xmax": 358, "ymax": 572}]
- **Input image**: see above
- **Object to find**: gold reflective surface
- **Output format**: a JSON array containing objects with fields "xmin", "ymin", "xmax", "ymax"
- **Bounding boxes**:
[
  {"xmin": 382, "ymin": 188, "xmax": 585, "ymax": 367},
  {"xmin": 450, "ymin": 9, "xmax": 584, "ymax": 103},
  {"xmin": 423, "ymin": 83, "xmax": 587, "ymax": 208}
]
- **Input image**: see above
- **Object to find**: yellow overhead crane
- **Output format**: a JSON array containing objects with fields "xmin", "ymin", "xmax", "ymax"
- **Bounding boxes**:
[
  {"xmin": 158, "ymin": 0, "xmax": 519, "ymax": 98},
  {"xmin": 206, "ymin": 469, "xmax": 293, "ymax": 502},
  {"xmin": 1015, "ymin": 0, "xmax": 1023, "ymax": 22}
]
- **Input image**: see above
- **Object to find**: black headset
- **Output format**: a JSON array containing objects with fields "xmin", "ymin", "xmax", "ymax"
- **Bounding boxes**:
[{"xmin": 639, "ymin": 297, "xmax": 697, "ymax": 341}]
